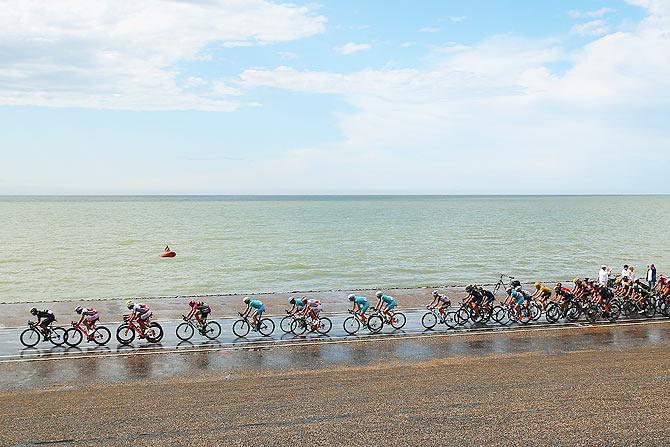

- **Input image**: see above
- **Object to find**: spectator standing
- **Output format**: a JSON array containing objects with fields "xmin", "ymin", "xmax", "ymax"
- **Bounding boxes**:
[
  {"xmin": 598, "ymin": 265, "xmax": 611, "ymax": 287},
  {"xmin": 647, "ymin": 264, "xmax": 657, "ymax": 289}
]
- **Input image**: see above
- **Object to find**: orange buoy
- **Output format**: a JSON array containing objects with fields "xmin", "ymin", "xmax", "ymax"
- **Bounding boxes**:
[{"xmin": 160, "ymin": 251, "xmax": 176, "ymax": 258}]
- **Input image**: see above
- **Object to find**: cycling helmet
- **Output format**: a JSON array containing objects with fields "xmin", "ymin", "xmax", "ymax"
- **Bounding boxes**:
[
  {"xmin": 188, "ymin": 300, "xmax": 197, "ymax": 307},
  {"xmin": 289, "ymin": 297, "xmax": 296, "ymax": 304},
  {"xmin": 432, "ymin": 290, "xmax": 439, "ymax": 298},
  {"xmin": 534, "ymin": 282, "xmax": 541, "ymax": 288},
  {"xmin": 30, "ymin": 307, "xmax": 37, "ymax": 315},
  {"xmin": 376, "ymin": 291, "xmax": 383, "ymax": 298},
  {"xmin": 348, "ymin": 294, "xmax": 355, "ymax": 301},
  {"xmin": 243, "ymin": 297, "xmax": 251, "ymax": 304},
  {"xmin": 75, "ymin": 306, "xmax": 83, "ymax": 314}
]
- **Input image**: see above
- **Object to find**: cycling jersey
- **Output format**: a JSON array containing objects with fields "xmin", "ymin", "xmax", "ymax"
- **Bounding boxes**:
[
  {"xmin": 197, "ymin": 303, "xmax": 211, "ymax": 314},
  {"xmin": 537, "ymin": 285, "xmax": 552, "ymax": 295},
  {"xmin": 381, "ymin": 295, "xmax": 397, "ymax": 310},
  {"xmin": 353, "ymin": 296, "xmax": 369, "ymax": 313},
  {"xmin": 436, "ymin": 294, "xmax": 451, "ymax": 304},
  {"xmin": 249, "ymin": 300, "xmax": 265, "ymax": 311},
  {"xmin": 132, "ymin": 304, "xmax": 150, "ymax": 314},
  {"xmin": 36, "ymin": 310, "xmax": 55, "ymax": 323},
  {"xmin": 293, "ymin": 298, "xmax": 306, "ymax": 309},
  {"xmin": 82, "ymin": 308, "xmax": 99, "ymax": 322},
  {"xmin": 470, "ymin": 290, "xmax": 483, "ymax": 304},
  {"xmin": 481, "ymin": 290, "xmax": 495, "ymax": 303},
  {"xmin": 510, "ymin": 290, "xmax": 525, "ymax": 304}
]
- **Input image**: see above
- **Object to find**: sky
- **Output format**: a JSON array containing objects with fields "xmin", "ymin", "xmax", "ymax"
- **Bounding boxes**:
[{"xmin": 0, "ymin": 0, "xmax": 669, "ymax": 195}]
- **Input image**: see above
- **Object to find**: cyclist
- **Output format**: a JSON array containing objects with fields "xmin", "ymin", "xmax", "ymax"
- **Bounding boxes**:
[
  {"xmin": 301, "ymin": 297, "xmax": 323, "ymax": 327},
  {"xmin": 509, "ymin": 289, "xmax": 526, "ymax": 318},
  {"xmin": 554, "ymin": 283, "xmax": 574, "ymax": 310},
  {"xmin": 375, "ymin": 291, "xmax": 397, "ymax": 319},
  {"xmin": 631, "ymin": 280, "xmax": 652, "ymax": 311},
  {"xmin": 30, "ymin": 307, "xmax": 55, "ymax": 341},
  {"xmin": 74, "ymin": 305, "xmax": 99, "ymax": 333},
  {"xmin": 125, "ymin": 300, "xmax": 153, "ymax": 334},
  {"xmin": 479, "ymin": 287, "xmax": 496, "ymax": 307},
  {"xmin": 658, "ymin": 275, "xmax": 669, "ymax": 297},
  {"xmin": 242, "ymin": 297, "xmax": 265, "ymax": 328},
  {"xmin": 531, "ymin": 282, "xmax": 553, "ymax": 306},
  {"xmin": 464, "ymin": 285, "xmax": 484, "ymax": 316},
  {"xmin": 288, "ymin": 296, "xmax": 306, "ymax": 315},
  {"xmin": 596, "ymin": 285, "xmax": 614, "ymax": 315},
  {"xmin": 427, "ymin": 290, "xmax": 451, "ymax": 316},
  {"xmin": 348, "ymin": 294, "xmax": 369, "ymax": 323},
  {"xmin": 185, "ymin": 300, "xmax": 211, "ymax": 330}
]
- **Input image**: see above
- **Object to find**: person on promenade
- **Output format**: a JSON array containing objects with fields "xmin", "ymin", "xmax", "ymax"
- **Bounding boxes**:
[
  {"xmin": 598, "ymin": 265, "xmax": 611, "ymax": 287},
  {"xmin": 647, "ymin": 264, "xmax": 657, "ymax": 290}
]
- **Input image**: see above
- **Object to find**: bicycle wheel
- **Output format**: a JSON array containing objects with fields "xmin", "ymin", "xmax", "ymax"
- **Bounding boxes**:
[
  {"xmin": 566, "ymin": 304, "xmax": 581, "ymax": 322},
  {"xmin": 232, "ymin": 319, "xmax": 250, "ymax": 337},
  {"xmin": 92, "ymin": 326, "xmax": 111, "ymax": 345},
  {"xmin": 516, "ymin": 307, "xmax": 532, "ymax": 325},
  {"xmin": 146, "ymin": 322, "xmax": 164, "ymax": 343},
  {"xmin": 116, "ymin": 324, "xmax": 136, "ymax": 345},
  {"xmin": 492, "ymin": 306, "xmax": 509, "ymax": 325},
  {"xmin": 444, "ymin": 311, "xmax": 457, "ymax": 329},
  {"xmin": 258, "ymin": 318, "xmax": 275, "ymax": 336},
  {"xmin": 290, "ymin": 318, "xmax": 307, "ymax": 335},
  {"xmin": 585, "ymin": 304, "xmax": 599, "ymax": 323},
  {"xmin": 608, "ymin": 303, "xmax": 620, "ymax": 322},
  {"xmin": 545, "ymin": 303, "xmax": 560, "ymax": 323},
  {"xmin": 280, "ymin": 315, "xmax": 294, "ymax": 333},
  {"xmin": 203, "ymin": 321, "xmax": 221, "ymax": 340},
  {"xmin": 65, "ymin": 328, "xmax": 83, "ymax": 347},
  {"xmin": 367, "ymin": 315, "xmax": 384, "ymax": 333},
  {"xmin": 176, "ymin": 322, "xmax": 195, "ymax": 341},
  {"xmin": 643, "ymin": 300, "xmax": 656, "ymax": 318},
  {"xmin": 390, "ymin": 312, "xmax": 406, "ymax": 330},
  {"xmin": 49, "ymin": 327, "xmax": 67, "ymax": 346},
  {"xmin": 530, "ymin": 303, "xmax": 543, "ymax": 321},
  {"xmin": 20, "ymin": 328, "xmax": 41, "ymax": 348},
  {"xmin": 455, "ymin": 307, "xmax": 470, "ymax": 326},
  {"xmin": 343, "ymin": 316, "xmax": 360, "ymax": 335},
  {"xmin": 316, "ymin": 317, "xmax": 332, "ymax": 335},
  {"xmin": 422, "ymin": 312, "xmax": 437, "ymax": 329}
]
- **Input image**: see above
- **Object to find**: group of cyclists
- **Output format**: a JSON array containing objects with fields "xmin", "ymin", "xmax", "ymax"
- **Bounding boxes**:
[{"xmin": 25, "ymin": 263, "xmax": 670, "ymax": 343}]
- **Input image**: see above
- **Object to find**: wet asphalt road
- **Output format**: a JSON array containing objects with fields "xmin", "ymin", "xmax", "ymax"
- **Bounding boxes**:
[{"xmin": 2, "ymin": 308, "xmax": 670, "ymax": 390}]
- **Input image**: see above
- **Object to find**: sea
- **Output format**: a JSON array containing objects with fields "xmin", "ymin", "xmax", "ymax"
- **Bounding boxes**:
[{"xmin": 1, "ymin": 195, "xmax": 668, "ymax": 303}]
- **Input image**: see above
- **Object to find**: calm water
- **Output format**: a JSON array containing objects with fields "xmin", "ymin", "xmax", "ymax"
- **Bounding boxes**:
[{"xmin": 1, "ymin": 195, "xmax": 668, "ymax": 303}]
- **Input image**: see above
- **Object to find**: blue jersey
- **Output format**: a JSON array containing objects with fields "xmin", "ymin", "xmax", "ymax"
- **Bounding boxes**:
[
  {"xmin": 354, "ymin": 296, "xmax": 367, "ymax": 306},
  {"xmin": 249, "ymin": 300, "xmax": 264, "ymax": 310},
  {"xmin": 381, "ymin": 295, "xmax": 394, "ymax": 304}
]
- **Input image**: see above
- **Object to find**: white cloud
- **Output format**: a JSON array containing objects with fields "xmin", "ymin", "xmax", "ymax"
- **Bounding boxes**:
[
  {"xmin": 0, "ymin": 0, "xmax": 325, "ymax": 111},
  {"xmin": 335, "ymin": 42, "xmax": 372, "ymax": 55},
  {"xmin": 234, "ymin": 2, "xmax": 670, "ymax": 193},
  {"xmin": 418, "ymin": 27, "xmax": 441, "ymax": 33},
  {"xmin": 399, "ymin": 42, "xmax": 414, "ymax": 48},
  {"xmin": 212, "ymin": 81, "xmax": 244, "ymax": 96},
  {"xmin": 569, "ymin": 7, "xmax": 615, "ymax": 18},
  {"xmin": 571, "ymin": 19, "xmax": 610, "ymax": 35},
  {"xmin": 448, "ymin": 16, "xmax": 469, "ymax": 22}
]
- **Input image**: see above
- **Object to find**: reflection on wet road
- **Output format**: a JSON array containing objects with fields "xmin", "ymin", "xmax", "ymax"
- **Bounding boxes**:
[{"xmin": 1, "ymin": 310, "xmax": 670, "ymax": 390}]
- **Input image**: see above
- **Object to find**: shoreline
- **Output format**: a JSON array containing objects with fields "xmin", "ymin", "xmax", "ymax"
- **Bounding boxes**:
[{"xmin": 0, "ymin": 278, "xmax": 560, "ymax": 306}]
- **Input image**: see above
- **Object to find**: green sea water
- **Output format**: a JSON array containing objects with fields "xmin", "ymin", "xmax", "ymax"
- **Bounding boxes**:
[{"xmin": 1, "ymin": 195, "xmax": 668, "ymax": 303}]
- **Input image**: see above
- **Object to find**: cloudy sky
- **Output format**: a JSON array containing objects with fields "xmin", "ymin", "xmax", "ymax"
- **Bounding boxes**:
[{"xmin": 1, "ymin": 0, "xmax": 668, "ymax": 194}]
